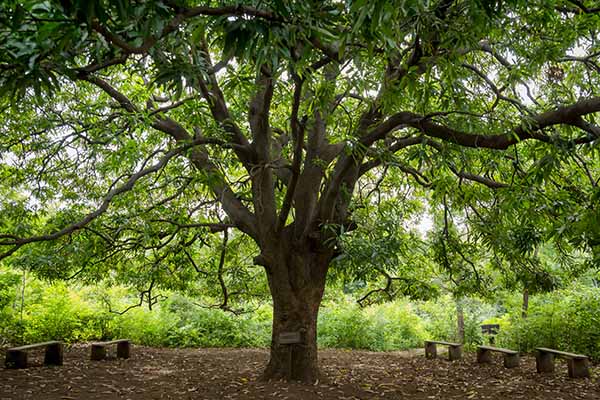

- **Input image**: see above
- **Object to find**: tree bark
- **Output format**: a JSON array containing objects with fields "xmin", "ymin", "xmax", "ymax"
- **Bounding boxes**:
[
  {"xmin": 456, "ymin": 298, "xmax": 465, "ymax": 343},
  {"xmin": 262, "ymin": 292, "xmax": 321, "ymax": 382},
  {"xmin": 522, "ymin": 288, "xmax": 529, "ymax": 319},
  {"xmin": 258, "ymin": 231, "xmax": 331, "ymax": 383}
]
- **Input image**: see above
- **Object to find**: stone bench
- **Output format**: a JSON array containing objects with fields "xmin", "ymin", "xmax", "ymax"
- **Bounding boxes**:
[
  {"xmin": 535, "ymin": 347, "xmax": 589, "ymax": 378},
  {"xmin": 5, "ymin": 341, "xmax": 63, "ymax": 369},
  {"xmin": 91, "ymin": 339, "xmax": 131, "ymax": 361},
  {"xmin": 424, "ymin": 340, "xmax": 462, "ymax": 361},
  {"xmin": 477, "ymin": 345, "xmax": 519, "ymax": 368}
]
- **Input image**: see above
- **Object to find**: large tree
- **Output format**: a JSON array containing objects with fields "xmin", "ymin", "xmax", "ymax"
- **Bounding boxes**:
[{"xmin": 1, "ymin": 0, "xmax": 599, "ymax": 382}]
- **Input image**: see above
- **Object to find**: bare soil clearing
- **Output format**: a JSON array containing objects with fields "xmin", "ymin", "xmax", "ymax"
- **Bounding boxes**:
[{"xmin": 0, "ymin": 345, "xmax": 598, "ymax": 399}]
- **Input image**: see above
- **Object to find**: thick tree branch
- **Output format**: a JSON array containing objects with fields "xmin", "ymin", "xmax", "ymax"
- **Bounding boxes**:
[
  {"xmin": 365, "ymin": 97, "xmax": 600, "ymax": 149},
  {"xmin": 277, "ymin": 75, "xmax": 305, "ymax": 232},
  {"xmin": 196, "ymin": 36, "xmax": 252, "ymax": 159},
  {"xmin": 563, "ymin": 0, "xmax": 600, "ymax": 14},
  {"xmin": 248, "ymin": 66, "xmax": 277, "ymax": 235}
]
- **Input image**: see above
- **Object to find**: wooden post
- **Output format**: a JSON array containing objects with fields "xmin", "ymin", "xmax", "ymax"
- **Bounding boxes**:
[
  {"xmin": 504, "ymin": 353, "xmax": 520, "ymax": 368},
  {"xmin": 567, "ymin": 358, "xmax": 590, "ymax": 378},
  {"xmin": 117, "ymin": 341, "xmax": 130, "ymax": 359},
  {"xmin": 44, "ymin": 342, "xmax": 63, "ymax": 366},
  {"xmin": 536, "ymin": 350, "xmax": 554, "ymax": 373},
  {"xmin": 5, "ymin": 350, "xmax": 27, "ymax": 369},
  {"xmin": 448, "ymin": 345, "xmax": 462, "ymax": 361},
  {"xmin": 477, "ymin": 348, "xmax": 492, "ymax": 364},
  {"xmin": 425, "ymin": 342, "xmax": 437, "ymax": 359},
  {"xmin": 91, "ymin": 344, "xmax": 106, "ymax": 361}
]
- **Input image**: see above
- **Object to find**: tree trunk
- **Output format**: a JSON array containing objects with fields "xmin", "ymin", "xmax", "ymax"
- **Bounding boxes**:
[
  {"xmin": 262, "ymin": 292, "xmax": 321, "ymax": 382},
  {"xmin": 258, "ymin": 235, "xmax": 331, "ymax": 383},
  {"xmin": 522, "ymin": 288, "xmax": 529, "ymax": 319},
  {"xmin": 456, "ymin": 298, "xmax": 465, "ymax": 343}
]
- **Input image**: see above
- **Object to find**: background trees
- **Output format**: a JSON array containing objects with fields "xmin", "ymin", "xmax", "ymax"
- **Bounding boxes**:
[{"xmin": 1, "ymin": 0, "xmax": 599, "ymax": 382}]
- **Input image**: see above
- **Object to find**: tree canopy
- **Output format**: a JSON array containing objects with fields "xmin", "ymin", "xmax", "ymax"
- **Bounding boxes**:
[{"xmin": 1, "ymin": 0, "xmax": 599, "ymax": 382}]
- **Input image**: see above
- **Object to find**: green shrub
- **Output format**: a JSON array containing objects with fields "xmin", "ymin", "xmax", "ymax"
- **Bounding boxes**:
[
  {"xmin": 23, "ymin": 283, "xmax": 100, "ymax": 343},
  {"xmin": 496, "ymin": 286, "xmax": 600, "ymax": 360},
  {"xmin": 317, "ymin": 298, "xmax": 427, "ymax": 351},
  {"xmin": 318, "ymin": 301, "xmax": 378, "ymax": 349},
  {"xmin": 112, "ymin": 306, "xmax": 178, "ymax": 347},
  {"xmin": 0, "ymin": 270, "xmax": 21, "ymax": 344},
  {"xmin": 5, "ymin": 268, "xmax": 598, "ymax": 360},
  {"xmin": 364, "ymin": 300, "xmax": 428, "ymax": 351},
  {"xmin": 163, "ymin": 296, "xmax": 272, "ymax": 348},
  {"xmin": 416, "ymin": 295, "xmax": 497, "ymax": 349}
]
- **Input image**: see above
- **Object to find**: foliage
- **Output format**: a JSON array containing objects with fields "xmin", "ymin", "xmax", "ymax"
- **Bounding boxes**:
[
  {"xmin": 363, "ymin": 300, "xmax": 429, "ymax": 351},
  {"xmin": 496, "ymin": 285, "xmax": 600, "ymax": 360},
  {"xmin": 1, "ymin": 0, "xmax": 600, "ymax": 381},
  {"xmin": 0, "ymin": 269, "xmax": 21, "ymax": 344},
  {"xmin": 22, "ymin": 283, "xmax": 100, "ymax": 343},
  {"xmin": 3, "ymin": 273, "xmax": 600, "ymax": 362},
  {"xmin": 416, "ymin": 295, "xmax": 497, "ymax": 349},
  {"xmin": 160, "ymin": 295, "xmax": 272, "ymax": 348},
  {"xmin": 317, "ymin": 297, "xmax": 434, "ymax": 352},
  {"xmin": 0, "ymin": 276, "xmax": 430, "ymax": 351},
  {"xmin": 332, "ymin": 198, "xmax": 439, "ymax": 304}
]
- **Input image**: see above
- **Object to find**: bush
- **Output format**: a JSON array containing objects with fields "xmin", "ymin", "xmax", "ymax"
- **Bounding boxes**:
[
  {"xmin": 318, "ymin": 301, "xmax": 378, "ymax": 349},
  {"xmin": 169, "ymin": 296, "xmax": 272, "ymax": 348},
  {"xmin": 0, "ymin": 270, "xmax": 21, "ymax": 344},
  {"xmin": 416, "ymin": 295, "xmax": 497, "ymax": 349},
  {"xmin": 112, "ymin": 306, "xmax": 178, "ymax": 347},
  {"xmin": 496, "ymin": 286, "xmax": 600, "ymax": 360},
  {"xmin": 116, "ymin": 295, "xmax": 274, "ymax": 348},
  {"xmin": 23, "ymin": 283, "xmax": 100, "ymax": 343},
  {"xmin": 364, "ymin": 300, "xmax": 428, "ymax": 351},
  {"xmin": 5, "ymin": 268, "xmax": 598, "ymax": 360},
  {"xmin": 317, "ymin": 298, "xmax": 427, "ymax": 351}
]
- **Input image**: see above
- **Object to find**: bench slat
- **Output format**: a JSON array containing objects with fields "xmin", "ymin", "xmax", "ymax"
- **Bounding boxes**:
[
  {"xmin": 8, "ymin": 341, "xmax": 61, "ymax": 351},
  {"xmin": 478, "ymin": 345, "xmax": 518, "ymax": 355},
  {"xmin": 92, "ymin": 339, "xmax": 130, "ymax": 346},
  {"xmin": 425, "ymin": 340, "xmax": 461, "ymax": 347},
  {"xmin": 536, "ymin": 347, "xmax": 587, "ymax": 359}
]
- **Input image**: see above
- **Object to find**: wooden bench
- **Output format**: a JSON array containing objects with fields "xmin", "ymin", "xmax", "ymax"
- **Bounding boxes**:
[
  {"xmin": 535, "ymin": 347, "xmax": 590, "ymax": 378},
  {"xmin": 4, "ymin": 341, "xmax": 63, "ymax": 369},
  {"xmin": 425, "ymin": 340, "xmax": 462, "ymax": 361},
  {"xmin": 477, "ymin": 345, "xmax": 519, "ymax": 368},
  {"xmin": 90, "ymin": 339, "xmax": 131, "ymax": 361}
]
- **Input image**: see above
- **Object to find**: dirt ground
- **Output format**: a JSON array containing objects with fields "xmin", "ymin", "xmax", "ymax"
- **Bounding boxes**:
[{"xmin": 1, "ymin": 345, "xmax": 599, "ymax": 399}]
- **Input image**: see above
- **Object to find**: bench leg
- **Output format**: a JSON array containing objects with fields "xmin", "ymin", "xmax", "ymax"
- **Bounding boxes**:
[
  {"xmin": 504, "ymin": 353, "xmax": 520, "ymax": 368},
  {"xmin": 536, "ymin": 351, "xmax": 554, "ymax": 373},
  {"xmin": 425, "ymin": 342, "xmax": 437, "ymax": 359},
  {"xmin": 448, "ymin": 345, "xmax": 462, "ymax": 361},
  {"xmin": 44, "ymin": 342, "xmax": 63, "ymax": 366},
  {"xmin": 117, "ymin": 341, "xmax": 130, "ymax": 359},
  {"xmin": 5, "ymin": 350, "xmax": 27, "ymax": 369},
  {"xmin": 477, "ymin": 348, "xmax": 492, "ymax": 364},
  {"xmin": 568, "ymin": 358, "xmax": 590, "ymax": 378},
  {"xmin": 91, "ymin": 344, "xmax": 106, "ymax": 361}
]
